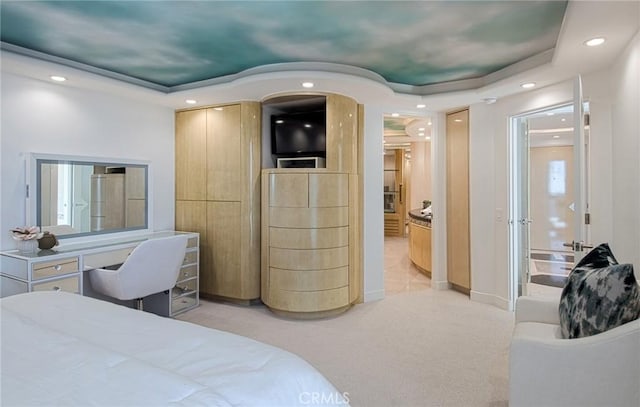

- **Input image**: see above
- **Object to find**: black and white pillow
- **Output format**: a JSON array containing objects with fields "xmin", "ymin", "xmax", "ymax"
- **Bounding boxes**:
[{"xmin": 558, "ymin": 243, "xmax": 640, "ymax": 339}]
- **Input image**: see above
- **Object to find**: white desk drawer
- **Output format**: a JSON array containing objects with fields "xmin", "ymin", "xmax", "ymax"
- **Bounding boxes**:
[
  {"xmin": 32, "ymin": 275, "xmax": 80, "ymax": 293},
  {"xmin": 172, "ymin": 292, "xmax": 197, "ymax": 315},
  {"xmin": 183, "ymin": 251, "xmax": 198, "ymax": 266},
  {"xmin": 178, "ymin": 264, "xmax": 197, "ymax": 281},
  {"xmin": 32, "ymin": 258, "xmax": 79, "ymax": 280},
  {"xmin": 173, "ymin": 278, "xmax": 197, "ymax": 297}
]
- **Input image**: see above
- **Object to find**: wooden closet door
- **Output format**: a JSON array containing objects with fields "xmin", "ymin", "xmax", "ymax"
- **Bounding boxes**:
[
  {"xmin": 175, "ymin": 109, "xmax": 207, "ymax": 201},
  {"xmin": 446, "ymin": 109, "xmax": 471, "ymax": 293},
  {"xmin": 205, "ymin": 201, "xmax": 241, "ymax": 298},
  {"xmin": 206, "ymin": 105, "xmax": 241, "ymax": 202}
]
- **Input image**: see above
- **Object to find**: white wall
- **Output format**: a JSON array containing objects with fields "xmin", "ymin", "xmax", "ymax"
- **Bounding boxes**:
[
  {"xmin": 609, "ymin": 31, "xmax": 640, "ymax": 267},
  {"xmin": 0, "ymin": 73, "xmax": 175, "ymax": 250},
  {"xmin": 362, "ymin": 105, "xmax": 385, "ymax": 301}
]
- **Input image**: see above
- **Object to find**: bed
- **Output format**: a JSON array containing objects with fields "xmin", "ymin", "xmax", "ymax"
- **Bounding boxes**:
[{"xmin": 0, "ymin": 291, "xmax": 348, "ymax": 406}]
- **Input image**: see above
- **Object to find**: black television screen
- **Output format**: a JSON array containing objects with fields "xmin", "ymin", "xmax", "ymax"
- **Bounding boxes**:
[{"xmin": 271, "ymin": 111, "xmax": 326, "ymax": 156}]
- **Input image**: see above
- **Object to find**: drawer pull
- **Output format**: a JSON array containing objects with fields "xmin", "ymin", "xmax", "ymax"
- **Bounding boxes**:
[
  {"xmin": 54, "ymin": 265, "xmax": 62, "ymax": 271},
  {"xmin": 183, "ymin": 271, "xmax": 188, "ymax": 277}
]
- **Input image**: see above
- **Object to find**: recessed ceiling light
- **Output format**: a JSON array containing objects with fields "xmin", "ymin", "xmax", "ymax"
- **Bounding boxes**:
[
  {"xmin": 427, "ymin": 122, "xmax": 432, "ymax": 126},
  {"xmin": 521, "ymin": 82, "xmax": 536, "ymax": 89},
  {"xmin": 302, "ymin": 82, "xmax": 314, "ymax": 88},
  {"xmin": 416, "ymin": 104, "xmax": 426, "ymax": 109},
  {"xmin": 214, "ymin": 107, "xmax": 223, "ymax": 111},
  {"xmin": 418, "ymin": 132, "xmax": 424, "ymax": 136},
  {"xmin": 546, "ymin": 112, "xmax": 555, "ymax": 116},
  {"xmin": 50, "ymin": 75, "xmax": 66, "ymax": 82},
  {"xmin": 418, "ymin": 127, "xmax": 425, "ymax": 131},
  {"xmin": 425, "ymin": 136, "xmax": 431, "ymax": 140},
  {"xmin": 585, "ymin": 37, "xmax": 605, "ymax": 47},
  {"xmin": 552, "ymin": 135, "xmax": 560, "ymax": 139},
  {"xmin": 561, "ymin": 118, "xmax": 566, "ymax": 122},
  {"xmin": 391, "ymin": 113, "xmax": 400, "ymax": 117},
  {"xmin": 185, "ymin": 99, "xmax": 197, "ymax": 104}
]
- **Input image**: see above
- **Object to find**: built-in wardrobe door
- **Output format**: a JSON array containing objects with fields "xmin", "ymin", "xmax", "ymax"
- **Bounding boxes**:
[
  {"xmin": 206, "ymin": 201, "xmax": 242, "ymax": 298},
  {"xmin": 326, "ymin": 94, "xmax": 358, "ymax": 173},
  {"xmin": 206, "ymin": 105, "xmax": 241, "ymax": 201},
  {"xmin": 446, "ymin": 109, "xmax": 471, "ymax": 293},
  {"xmin": 175, "ymin": 109, "xmax": 207, "ymax": 201}
]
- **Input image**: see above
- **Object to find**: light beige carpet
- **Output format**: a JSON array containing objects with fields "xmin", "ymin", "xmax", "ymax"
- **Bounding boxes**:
[{"xmin": 178, "ymin": 288, "xmax": 514, "ymax": 407}]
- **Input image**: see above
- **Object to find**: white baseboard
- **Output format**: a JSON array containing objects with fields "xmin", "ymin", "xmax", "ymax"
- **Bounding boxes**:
[
  {"xmin": 364, "ymin": 289, "xmax": 385, "ymax": 302},
  {"xmin": 432, "ymin": 280, "xmax": 451, "ymax": 290},
  {"xmin": 470, "ymin": 290, "xmax": 512, "ymax": 311}
]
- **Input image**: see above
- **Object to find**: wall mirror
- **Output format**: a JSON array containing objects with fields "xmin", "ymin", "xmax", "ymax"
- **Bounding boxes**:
[{"xmin": 29, "ymin": 154, "xmax": 149, "ymax": 239}]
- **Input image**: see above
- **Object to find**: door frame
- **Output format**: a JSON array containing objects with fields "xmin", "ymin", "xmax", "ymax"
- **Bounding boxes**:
[{"xmin": 508, "ymin": 93, "xmax": 589, "ymax": 308}]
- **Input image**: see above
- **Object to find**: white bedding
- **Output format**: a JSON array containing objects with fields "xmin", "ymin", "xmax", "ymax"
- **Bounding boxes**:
[{"xmin": 0, "ymin": 291, "xmax": 348, "ymax": 406}]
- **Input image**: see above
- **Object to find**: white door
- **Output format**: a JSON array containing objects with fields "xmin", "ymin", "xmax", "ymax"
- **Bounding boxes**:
[{"xmin": 510, "ymin": 76, "xmax": 591, "ymax": 302}]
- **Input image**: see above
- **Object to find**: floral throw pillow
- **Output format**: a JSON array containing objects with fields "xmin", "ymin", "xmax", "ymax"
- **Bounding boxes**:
[{"xmin": 558, "ymin": 243, "xmax": 640, "ymax": 339}]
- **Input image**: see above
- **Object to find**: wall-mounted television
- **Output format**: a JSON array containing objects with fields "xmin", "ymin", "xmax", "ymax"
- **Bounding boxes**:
[{"xmin": 271, "ymin": 111, "xmax": 326, "ymax": 159}]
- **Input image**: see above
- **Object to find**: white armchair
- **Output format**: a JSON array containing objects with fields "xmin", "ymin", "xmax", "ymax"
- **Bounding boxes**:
[{"xmin": 509, "ymin": 296, "xmax": 640, "ymax": 407}]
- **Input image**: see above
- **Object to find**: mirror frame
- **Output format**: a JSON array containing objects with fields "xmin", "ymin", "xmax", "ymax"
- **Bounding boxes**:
[{"xmin": 27, "ymin": 153, "xmax": 152, "ymax": 241}]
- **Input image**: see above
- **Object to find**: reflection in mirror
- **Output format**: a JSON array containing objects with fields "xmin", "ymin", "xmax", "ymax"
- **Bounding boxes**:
[{"xmin": 36, "ymin": 158, "xmax": 148, "ymax": 238}]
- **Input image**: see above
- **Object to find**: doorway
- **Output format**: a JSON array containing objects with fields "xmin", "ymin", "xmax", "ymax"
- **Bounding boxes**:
[
  {"xmin": 509, "ymin": 95, "xmax": 591, "ymax": 302},
  {"xmin": 383, "ymin": 114, "xmax": 433, "ymax": 295}
]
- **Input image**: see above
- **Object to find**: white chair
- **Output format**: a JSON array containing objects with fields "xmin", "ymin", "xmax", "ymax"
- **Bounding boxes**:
[
  {"xmin": 509, "ymin": 296, "xmax": 640, "ymax": 407},
  {"xmin": 89, "ymin": 235, "xmax": 189, "ymax": 311}
]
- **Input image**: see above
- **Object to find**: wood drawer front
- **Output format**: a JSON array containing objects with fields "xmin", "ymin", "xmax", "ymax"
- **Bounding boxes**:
[
  {"xmin": 269, "ymin": 227, "xmax": 348, "ymax": 249},
  {"xmin": 84, "ymin": 248, "xmax": 133, "ymax": 270},
  {"xmin": 268, "ymin": 286, "xmax": 349, "ymax": 312},
  {"xmin": 32, "ymin": 275, "xmax": 79, "ymax": 293},
  {"xmin": 270, "ymin": 247, "xmax": 348, "ymax": 270},
  {"xmin": 269, "ymin": 173, "xmax": 309, "ymax": 207},
  {"xmin": 32, "ymin": 258, "xmax": 79, "ymax": 280},
  {"xmin": 270, "ymin": 267, "xmax": 348, "ymax": 291},
  {"xmin": 269, "ymin": 207, "xmax": 348, "ymax": 228},
  {"xmin": 308, "ymin": 173, "xmax": 348, "ymax": 207}
]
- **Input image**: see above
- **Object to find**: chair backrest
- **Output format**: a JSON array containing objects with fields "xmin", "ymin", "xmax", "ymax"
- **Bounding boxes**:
[{"xmin": 115, "ymin": 235, "xmax": 189, "ymax": 300}]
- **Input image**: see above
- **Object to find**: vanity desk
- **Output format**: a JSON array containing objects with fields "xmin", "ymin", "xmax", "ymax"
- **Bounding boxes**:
[{"xmin": 0, "ymin": 230, "xmax": 199, "ymax": 317}]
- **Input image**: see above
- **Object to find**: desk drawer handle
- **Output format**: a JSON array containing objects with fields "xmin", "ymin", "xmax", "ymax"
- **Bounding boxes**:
[{"xmin": 54, "ymin": 265, "xmax": 62, "ymax": 271}]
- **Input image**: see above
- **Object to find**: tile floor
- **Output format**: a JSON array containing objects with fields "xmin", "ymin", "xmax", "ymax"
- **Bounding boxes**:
[{"xmin": 384, "ymin": 235, "xmax": 431, "ymax": 295}]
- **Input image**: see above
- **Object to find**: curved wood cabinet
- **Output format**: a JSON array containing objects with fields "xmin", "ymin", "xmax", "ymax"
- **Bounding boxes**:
[
  {"xmin": 262, "ymin": 170, "xmax": 355, "ymax": 318},
  {"xmin": 409, "ymin": 220, "xmax": 432, "ymax": 275}
]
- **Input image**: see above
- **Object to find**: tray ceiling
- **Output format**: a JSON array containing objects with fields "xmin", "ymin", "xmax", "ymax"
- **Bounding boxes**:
[{"xmin": 0, "ymin": 0, "xmax": 568, "ymax": 94}]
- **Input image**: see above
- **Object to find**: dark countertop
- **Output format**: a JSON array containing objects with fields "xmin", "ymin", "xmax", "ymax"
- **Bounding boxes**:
[{"xmin": 409, "ymin": 209, "xmax": 431, "ymax": 227}]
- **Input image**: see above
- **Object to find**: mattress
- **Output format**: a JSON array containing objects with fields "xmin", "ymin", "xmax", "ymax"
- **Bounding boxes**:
[{"xmin": 0, "ymin": 291, "xmax": 348, "ymax": 406}]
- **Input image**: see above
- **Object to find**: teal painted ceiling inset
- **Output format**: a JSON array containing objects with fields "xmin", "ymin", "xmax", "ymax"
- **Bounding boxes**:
[{"xmin": 0, "ymin": 1, "xmax": 568, "ymax": 91}]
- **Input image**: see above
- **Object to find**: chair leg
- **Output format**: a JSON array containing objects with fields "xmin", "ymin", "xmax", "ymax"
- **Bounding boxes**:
[{"xmin": 135, "ymin": 298, "xmax": 143, "ymax": 311}]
